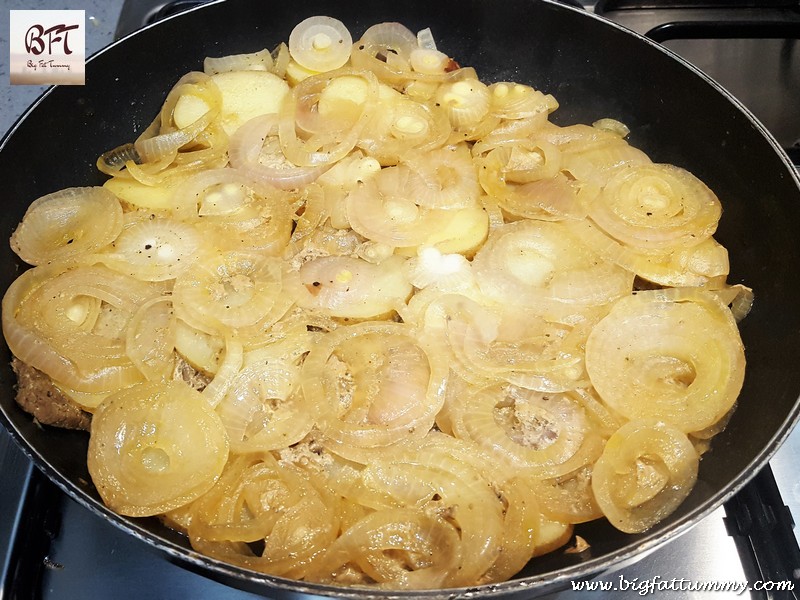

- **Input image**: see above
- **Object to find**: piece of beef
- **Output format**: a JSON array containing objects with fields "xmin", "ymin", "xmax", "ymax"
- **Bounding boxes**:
[{"xmin": 11, "ymin": 357, "xmax": 92, "ymax": 431}]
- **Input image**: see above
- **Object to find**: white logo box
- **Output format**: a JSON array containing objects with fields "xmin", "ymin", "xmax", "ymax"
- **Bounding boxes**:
[{"xmin": 9, "ymin": 10, "xmax": 85, "ymax": 85}]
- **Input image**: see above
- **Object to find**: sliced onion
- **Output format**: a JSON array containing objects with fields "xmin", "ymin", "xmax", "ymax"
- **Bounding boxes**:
[
  {"xmin": 361, "ymin": 437, "xmax": 505, "ymax": 585},
  {"xmin": 228, "ymin": 115, "xmax": 329, "ymax": 190},
  {"xmin": 471, "ymin": 220, "xmax": 634, "ymax": 320},
  {"xmin": 201, "ymin": 334, "xmax": 243, "ymax": 408},
  {"xmin": 480, "ymin": 475, "xmax": 541, "ymax": 583},
  {"xmin": 592, "ymin": 420, "xmax": 699, "ymax": 533},
  {"xmin": 567, "ymin": 218, "xmax": 730, "ymax": 287},
  {"xmin": 189, "ymin": 452, "xmax": 338, "ymax": 578},
  {"xmin": 402, "ymin": 143, "xmax": 480, "ymax": 209},
  {"xmin": 172, "ymin": 251, "xmax": 283, "ymax": 333},
  {"xmin": 588, "ymin": 164, "xmax": 722, "ymax": 251},
  {"xmin": 435, "ymin": 78, "xmax": 490, "ymax": 130},
  {"xmin": 452, "ymin": 381, "xmax": 602, "ymax": 478},
  {"xmin": 409, "ymin": 48, "xmax": 449, "ymax": 74},
  {"xmin": 204, "ymin": 48, "xmax": 273, "ymax": 75},
  {"xmin": 172, "ymin": 166, "xmax": 295, "ymax": 255},
  {"xmin": 11, "ymin": 187, "xmax": 123, "ymax": 266},
  {"xmin": 216, "ymin": 346, "xmax": 313, "ymax": 452},
  {"xmin": 351, "ymin": 23, "xmax": 475, "ymax": 88},
  {"xmin": 125, "ymin": 296, "xmax": 176, "ymax": 381},
  {"xmin": 301, "ymin": 322, "xmax": 445, "ymax": 459},
  {"xmin": 345, "ymin": 165, "xmax": 468, "ymax": 248},
  {"xmin": 279, "ymin": 70, "xmax": 379, "ymax": 167},
  {"xmin": 3, "ymin": 263, "xmax": 164, "ymax": 393},
  {"xmin": 529, "ymin": 465, "xmax": 603, "ymax": 524},
  {"xmin": 489, "ymin": 82, "xmax": 559, "ymax": 120},
  {"xmin": 585, "ymin": 288, "xmax": 745, "ymax": 433},
  {"xmin": 285, "ymin": 255, "xmax": 412, "ymax": 320},
  {"xmin": 87, "ymin": 380, "xmax": 229, "ymax": 516},
  {"xmin": 307, "ymin": 508, "xmax": 462, "ymax": 588},
  {"xmin": 358, "ymin": 22, "xmax": 418, "ymax": 60},
  {"xmin": 288, "ymin": 16, "xmax": 352, "ymax": 73},
  {"xmin": 134, "ymin": 72, "xmax": 222, "ymax": 164},
  {"xmin": 98, "ymin": 216, "xmax": 202, "ymax": 281},
  {"xmin": 358, "ymin": 97, "xmax": 451, "ymax": 165},
  {"xmin": 442, "ymin": 297, "xmax": 592, "ymax": 392}
]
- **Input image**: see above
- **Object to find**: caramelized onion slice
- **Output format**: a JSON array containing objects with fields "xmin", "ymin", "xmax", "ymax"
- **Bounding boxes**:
[{"xmin": 88, "ymin": 380, "xmax": 229, "ymax": 516}]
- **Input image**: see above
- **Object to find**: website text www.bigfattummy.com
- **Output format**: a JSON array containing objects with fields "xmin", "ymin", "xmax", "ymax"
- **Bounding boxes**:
[{"xmin": 570, "ymin": 575, "xmax": 795, "ymax": 595}]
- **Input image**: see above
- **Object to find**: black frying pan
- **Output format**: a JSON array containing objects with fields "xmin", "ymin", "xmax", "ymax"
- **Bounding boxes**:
[{"xmin": 2, "ymin": 0, "xmax": 800, "ymax": 597}]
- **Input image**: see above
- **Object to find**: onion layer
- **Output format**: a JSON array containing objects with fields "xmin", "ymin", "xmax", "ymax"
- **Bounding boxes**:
[
  {"xmin": 592, "ymin": 420, "xmax": 699, "ymax": 533},
  {"xmin": 585, "ymin": 288, "xmax": 745, "ymax": 433},
  {"xmin": 87, "ymin": 380, "xmax": 229, "ymax": 516}
]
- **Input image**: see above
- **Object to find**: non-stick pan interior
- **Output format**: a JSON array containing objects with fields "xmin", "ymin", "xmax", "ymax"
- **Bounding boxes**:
[{"xmin": 2, "ymin": 0, "xmax": 800, "ymax": 597}]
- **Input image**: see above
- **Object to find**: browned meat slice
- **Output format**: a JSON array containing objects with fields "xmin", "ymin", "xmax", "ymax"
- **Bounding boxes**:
[{"xmin": 11, "ymin": 358, "xmax": 92, "ymax": 431}]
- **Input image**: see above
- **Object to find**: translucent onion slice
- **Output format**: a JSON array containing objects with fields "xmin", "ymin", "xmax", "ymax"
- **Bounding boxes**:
[
  {"xmin": 11, "ymin": 187, "xmax": 123, "ymax": 266},
  {"xmin": 174, "ymin": 318, "xmax": 224, "ymax": 375},
  {"xmin": 3, "ymin": 263, "xmax": 162, "ymax": 393},
  {"xmin": 279, "ymin": 70, "xmax": 379, "ymax": 167},
  {"xmin": 356, "ymin": 22, "xmax": 418, "ymax": 64},
  {"xmin": 452, "ymin": 382, "xmax": 602, "ymax": 478},
  {"xmin": 307, "ymin": 508, "xmax": 462, "ymax": 588},
  {"xmin": 285, "ymin": 255, "xmax": 412, "ymax": 320},
  {"xmin": 351, "ymin": 30, "xmax": 476, "ymax": 89},
  {"xmin": 201, "ymin": 334, "xmax": 244, "ymax": 408},
  {"xmin": 588, "ymin": 163, "xmax": 722, "ymax": 251},
  {"xmin": 585, "ymin": 288, "xmax": 745, "ymax": 433},
  {"xmin": 361, "ymin": 439, "xmax": 505, "ymax": 586},
  {"xmin": 471, "ymin": 220, "xmax": 634, "ymax": 320},
  {"xmin": 426, "ymin": 294, "xmax": 589, "ymax": 392},
  {"xmin": 489, "ymin": 82, "xmax": 559, "ymax": 120},
  {"xmin": 301, "ymin": 322, "xmax": 445, "ymax": 459},
  {"xmin": 435, "ymin": 78, "xmax": 490, "ymax": 130},
  {"xmin": 87, "ymin": 380, "xmax": 229, "ymax": 516},
  {"xmin": 592, "ymin": 420, "xmax": 699, "ymax": 533},
  {"xmin": 402, "ymin": 143, "xmax": 480, "ymax": 210},
  {"xmin": 345, "ymin": 166, "xmax": 460, "ymax": 247},
  {"xmin": 288, "ymin": 16, "xmax": 352, "ymax": 73},
  {"xmin": 409, "ymin": 48, "xmax": 450, "ymax": 74},
  {"xmin": 216, "ymin": 343, "xmax": 314, "ymax": 452},
  {"xmin": 203, "ymin": 48, "xmax": 273, "ymax": 75},
  {"xmin": 98, "ymin": 217, "xmax": 202, "ymax": 281},
  {"xmin": 480, "ymin": 475, "xmax": 541, "ymax": 584},
  {"xmin": 125, "ymin": 296, "xmax": 176, "ymax": 381},
  {"xmin": 189, "ymin": 452, "xmax": 338, "ymax": 578},
  {"xmin": 173, "ymin": 167, "xmax": 295, "ymax": 255},
  {"xmin": 134, "ymin": 71, "xmax": 222, "ymax": 164},
  {"xmin": 358, "ymin": 96, "xmax": 451, "ymax": 165},
  {"xmin": 529, "ymin": 464, "xmax": 603, "ymax": 524},
  {"xmin": 228, "ymin": 115, "xmax": 328, "ymax": 190},
  {"xmin": 567, "ymin": 218, "xmax": 730, "ymax": 287},
  {"xmin": 172, "ymin": 251, "xmax": 283, "ymax": 333}
]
